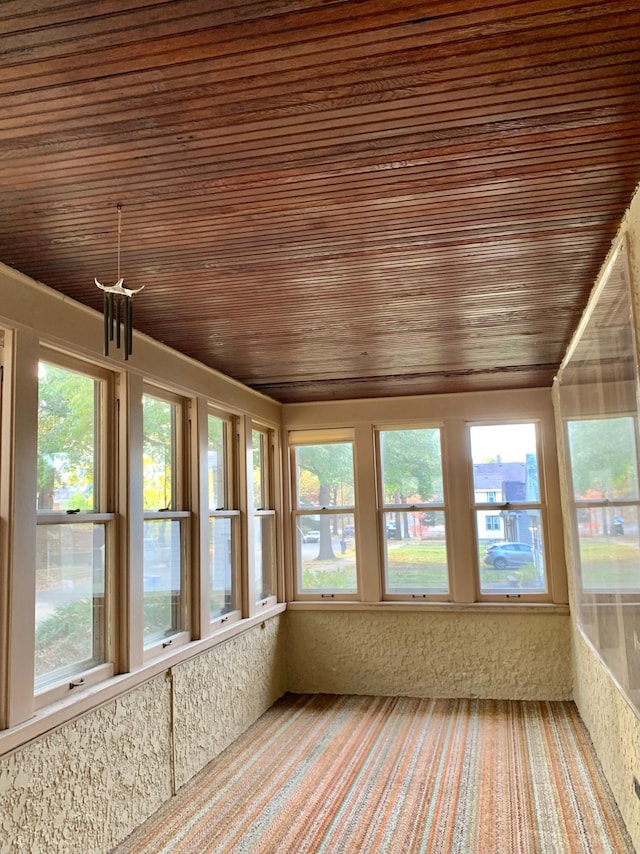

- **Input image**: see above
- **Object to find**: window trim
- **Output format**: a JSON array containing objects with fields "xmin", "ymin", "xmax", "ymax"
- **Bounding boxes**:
[
  {"xmin": 248, "ymin": 423, "xmax": 280, "ymax": 612},
  {"xmin": 376, "ymin": 425, "xmax": 449, "ymax": 602},
  {"xmin": 290, "ymin": 432, "xmax": 358, "ymax": 601},
  {"xmin": 283, "ymin": 392, "xmax": 568, "ymax": 609},
  {"xmin": 34, "ymin": 351, "xmax": 117, "ymax": 706},
  {"xmin": 468, "ymin": 419, "xmax": 551, "ymax": 604},
  {"xmin": 206, "ymin": 405, "xmax": 242, "ymax": 629},
  {"xmin": 141, "ymin": 385, "xmax": 191, "ymax": 659}
]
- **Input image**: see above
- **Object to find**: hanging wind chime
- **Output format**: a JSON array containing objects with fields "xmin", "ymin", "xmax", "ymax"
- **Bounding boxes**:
[{"xmin": 95, "ymin": 204, "xmax": 144, "ymax": 360}]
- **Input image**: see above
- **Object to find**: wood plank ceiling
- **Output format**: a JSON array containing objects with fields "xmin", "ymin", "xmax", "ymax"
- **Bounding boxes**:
[{"xmin": 1, "ymin": 0, "xmax": 639, "ymax": 403}]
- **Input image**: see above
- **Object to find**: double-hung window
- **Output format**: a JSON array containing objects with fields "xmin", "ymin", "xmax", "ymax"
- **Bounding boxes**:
[
  {"xmin": 208, "ymin": 409, "xmax": 240, "ymax": 624},
  {"xmin": 470, "ymin": 422, "xmax": 548, "ymax": 598},
  {"xmin": 291, "ymin": 432, "xmax": 357, "ymax": 598},
  {"xmin": 142, "ymin": 389, "xmax": 189, "ymax": 649},
  {"xmin": 252, "ymin": 426, "xmax": 277, "ymax": 605},
  {"xmin": 35, "ymin": 355, "xmax": 115, "ymax": 701},
  {"xmin": 377, "ymin": 427, "xmax": 448, "ymax": 599}
]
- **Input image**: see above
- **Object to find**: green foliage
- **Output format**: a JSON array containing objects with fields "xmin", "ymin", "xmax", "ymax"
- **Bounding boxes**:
[
  {"xmin": 296, "ymin": 443, "xmax": 354, "ymax": 506},
  {"xmin": 143, "ymin": 395, "xmax": 175, "ymax": 510},
  {"xmin": 37, "ymin": 362, "xmax": 97, "ymax": 510},
  {"xmin": 35, "ymin": 591, "xmax": 179, "ymax": 679},
  {"xmin": 568, "ymin": 417, "xmax": 638, "ymax": 499},
  {"xmin": 380, "ymin": 429, "xmax": 442, "ymax": 503},
  {"xmin": 35, "ymin": 598, "xmax": 95, "ymax": 677},
  {"xmin": 143, "ymin": 590, "xmax": 180, "ymax": 641}
]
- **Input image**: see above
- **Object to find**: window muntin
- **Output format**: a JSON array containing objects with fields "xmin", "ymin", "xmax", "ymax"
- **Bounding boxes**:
[
  {"xmin": 35, "ymin": 359, "xmax": 112, "ymax": 692},
  {"xmin": 378, "ymin": 428, "xmax": 448, "ymax": 597},
  {"xmin": 470, "ymin": 423, "xmax": 547, "ymax": 596},
  {"xmin": 252, "ymin": 427, "xmax": 276, "ymax": 602},
  {"xmin": 292, "ymin": 440, "xmax": 357, "ymax": 597},
  {"xmin": 143, "ymin": 391, "xmax": 187, "ymax": 646},
  {"xmin": 208, "ymin": 412, "xmax": 239, "ymax": 621}
]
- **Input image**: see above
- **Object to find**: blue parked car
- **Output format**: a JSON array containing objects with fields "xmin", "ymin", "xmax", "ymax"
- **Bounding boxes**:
[{"xmin": 483, "ymin": 542, "xmax": 533, "ymax": 570}]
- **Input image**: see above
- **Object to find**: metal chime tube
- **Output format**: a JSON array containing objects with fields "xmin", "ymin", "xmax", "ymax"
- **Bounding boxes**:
[
  {"xmin": 115, "ymin": 296, "xmax": 121, "ymax": 349},
  {"xmin": 103, "ymin": 292, "xmax": 110, "ymax": 356}
]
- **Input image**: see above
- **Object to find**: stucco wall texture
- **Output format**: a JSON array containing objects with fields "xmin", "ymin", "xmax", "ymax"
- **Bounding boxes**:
[
  {"xmin": 286, "ymin": 609, "xmax": 572, "ymax": 700},
  {"xmin": 0, "ymin": 674, "xmax": 172, "ymax": 854},
  {"xmin": 573, "ymin": 629, "xmax": 640, "ymax": 854},
  {"xmin": 0, "ymin": 616, "xmax": 286, "ymax": 854},
  {"xmin": 172, "ymin": 615, "xmax": 286, "ymax": 790}
]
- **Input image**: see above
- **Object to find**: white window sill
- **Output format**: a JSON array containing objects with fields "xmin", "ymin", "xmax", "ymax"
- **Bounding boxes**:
[{"xmin": 285, "ymin": 600, "xmax": 570, "ymax": 615}]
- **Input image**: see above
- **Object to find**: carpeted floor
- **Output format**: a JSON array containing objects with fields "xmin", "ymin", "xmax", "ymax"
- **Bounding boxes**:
[{"xmin": 114, "ymin": 693, "xmax": 635, "ymax": 854}]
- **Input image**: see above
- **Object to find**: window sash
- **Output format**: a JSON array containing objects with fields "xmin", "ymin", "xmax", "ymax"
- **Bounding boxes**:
[
  {"xmin": 469, "ymin": 421, "xmax": 549, "ymax": 601},
  {"xmin": 34, "ymin": 356, "xmax": 114, "ymax": 696},
  {"xmin": 294, "ymin": 510, "xmax": 357, "ymax": 597},
  {"xmin": 382, "ymin": 508, "xmax": 449, "ymax": 598},
  {"xmin": 142, "ymin": 516, "xmax": 188, "ymax": 647},
  {"xmin": 209, "ymin": 512, "xmax": 240, "ymax": 620}
]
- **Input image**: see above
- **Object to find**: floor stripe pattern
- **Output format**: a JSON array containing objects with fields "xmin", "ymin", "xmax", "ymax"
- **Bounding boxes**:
[{"xmin": 114, "ymin": 694, "xmax": 634, "ymax": 854}]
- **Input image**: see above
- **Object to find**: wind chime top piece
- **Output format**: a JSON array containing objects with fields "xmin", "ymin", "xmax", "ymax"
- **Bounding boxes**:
[
  {"xmin": 94, "ymin": 278, "xmax": 144, "ymax": 297},
  {"xmin": 95, "ymin": 205, "xmax": 144, "ymax": 360}
]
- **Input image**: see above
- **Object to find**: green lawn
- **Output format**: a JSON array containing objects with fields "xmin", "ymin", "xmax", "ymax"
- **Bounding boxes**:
[
  {"xmin": 386, "ymin": 540, "xmax": 448, "ymax": 591},
  {"xmin": 578, "ymin": 537, "xmax": 640, "ymax": 590}
]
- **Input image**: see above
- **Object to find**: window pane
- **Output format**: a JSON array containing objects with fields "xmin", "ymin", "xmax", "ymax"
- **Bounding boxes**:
[
  {"xmin": 208, "ymin": 415, "xmax": 227, "ymax": 511},
  {"xmin": 210, "ymin": 516, "xmax": 234, "ymax": 618},
  {"xmin": 143, "ymin": 518, "xmax": 183, "ymax": 645},
  {"xmin": 37, "ymin": 362, "xmax": 98, "ymax": 511},
  {"xmin": 380, "ymin": 428, "xmax": 444, "ymax": 504},
  {"xmin": 295, "ymin": 443, "xmax": 355, "ymax": 509},
  {"xmin": 477, "ymin": 510, "xmax": 546, "ymax": 593},
  {"xmin": 470, "ymin": 423, "xmax": 540, "ymax": 502},
  {"xmin": 252, "ymin": 429, "xmax": 265, "ymax": 509},
  {"xmin": 35, "ymin": 523, "xmax": 105, "ymax": 686},
  {"xmin": 296, "ymin": 513, "xmax": 357, "ymax": 593},
  {"xmin": 567, "ymin": 417, "xmax": 639, "ymax": 501},
  {"xmin": 255, "ymin": 514, "xmax": 276, "ymax": 600},
  {"xmin": 143, "ymin": 395, "xmax": 175, "ymax": 511},
  {"xmin": 384, "ymin": 510, "xmax": 448, "ymax": 594},
  {"xmin": 575, "ymin": 505, "xmax": 640, "ymax": 592}
]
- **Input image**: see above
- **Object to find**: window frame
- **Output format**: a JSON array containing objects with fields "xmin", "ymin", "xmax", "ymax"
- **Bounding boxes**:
[
  {"xmin": 247, "ymin": 421, "xmax": 280, "ymax": 613},
  {"xmin": 563, "ymin": 413, "xmax": 640, "ymax": 600},
  {"xmin": 34, "ymin": 349, "xmax": 117, "ymax": 708},
  {"xmin": 468, "ymin": 419, "xmax": 551, "ymax": 604},
  {"xmin": 141, "ymin": 384, "xmax": 191, "ymax": 658},
  {"xmin": 290, "ymin": 430, "xmax": 358, "ymax": 601},
  {"xmin": 206, "ymin": 405, "xmax": 241, "ymax": 630},
  {"xmin": 375, "ymin": 424, "xmax": 450, "ymax": 602},
  {"xmin": 284, "ymin": 395, "xmax": 567, "ymax": 610}
]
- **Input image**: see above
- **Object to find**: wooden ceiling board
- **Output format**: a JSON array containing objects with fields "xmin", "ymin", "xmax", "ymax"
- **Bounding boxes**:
[{"xmin": 1, "ymin": 1, "xmax": 639, "ymax": 402}]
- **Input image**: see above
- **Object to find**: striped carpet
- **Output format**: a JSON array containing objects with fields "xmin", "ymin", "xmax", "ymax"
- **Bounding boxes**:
[{"xmin": 114, "ymin": 694, "xmax": 634, "ymax": 854}]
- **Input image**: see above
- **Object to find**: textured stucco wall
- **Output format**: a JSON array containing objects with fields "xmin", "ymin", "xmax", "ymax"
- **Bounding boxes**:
[
  {"xmin": 0, "ymin": 674, "xmax": 172, "ymax": 854},
  {"xmin": 0, "ymin": 616, "xmax": 285, "ymax": 854},
  {"xmin": 173, "ymin": 615, "xmax": 286, "ymax": 790},
  {"xmin": 573, "ymin": 630, "xmax": 640, "ymax": 854},
  {"xmin": 286, "ymin": 610, "xmax": 572, "ymax": 700}
]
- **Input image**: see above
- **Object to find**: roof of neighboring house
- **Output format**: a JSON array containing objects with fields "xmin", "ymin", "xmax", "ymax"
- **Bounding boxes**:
[{"xmin": 473, "ymin": 462, "xmax": 525, "ymax": 491}]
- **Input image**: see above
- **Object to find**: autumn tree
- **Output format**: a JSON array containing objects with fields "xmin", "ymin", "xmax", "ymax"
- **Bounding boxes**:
[
  {"xmin": 380, "ymin": 429, "xmax": 442, "ymax": 538},
  {"xmin": 296, "ymin": 443, "xmax": 353, "ymax": 560}
]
